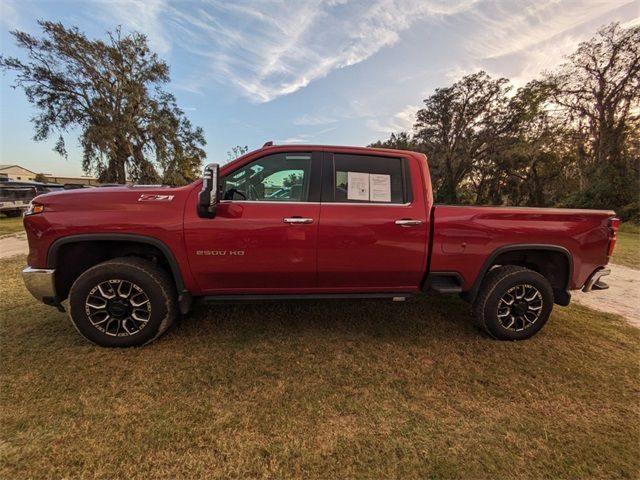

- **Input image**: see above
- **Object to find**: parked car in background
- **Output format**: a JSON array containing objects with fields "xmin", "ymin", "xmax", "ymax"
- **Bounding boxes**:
[
  {"xmin": 0, "ymin": 180, "xmax": 68, "ymax": 217},
  {"xmin": 21, "ymin": 143, "xmax": 618, "ymax": 347}
]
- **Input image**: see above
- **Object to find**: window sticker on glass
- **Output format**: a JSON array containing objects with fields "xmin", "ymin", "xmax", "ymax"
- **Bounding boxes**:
[
  {"xmin": 347, "ymin": 171, "xmax": 370, "ymax": 201},
  {"xmin": 370, "ymin": 174, "xmax": 391, "ymax": 202}
]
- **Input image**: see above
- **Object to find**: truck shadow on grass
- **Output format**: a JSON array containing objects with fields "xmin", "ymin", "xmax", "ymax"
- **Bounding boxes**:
[{"xmin": 176, "ymin": 293, "xmax": 479, "ymax": 346}]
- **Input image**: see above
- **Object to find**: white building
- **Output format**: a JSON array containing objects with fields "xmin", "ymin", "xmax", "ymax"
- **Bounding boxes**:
[
  {"xmin": 0, "ymin": 164, "xmax": 37, "ymax": 182},
  {"xmin": 0, "ymin": 164, "xmax": 98, "ymax": 185}
]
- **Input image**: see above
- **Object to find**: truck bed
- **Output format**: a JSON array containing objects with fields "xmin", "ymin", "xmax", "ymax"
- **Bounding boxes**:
[{"xmin": 429, "ymin": 205, "xmax": 615, "ymax": 294}]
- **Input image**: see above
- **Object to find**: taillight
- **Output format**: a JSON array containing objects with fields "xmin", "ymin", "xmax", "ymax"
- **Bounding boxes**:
[{"xmin": 607, "ymin": 217, "xmax": 620, "ymax": 257}]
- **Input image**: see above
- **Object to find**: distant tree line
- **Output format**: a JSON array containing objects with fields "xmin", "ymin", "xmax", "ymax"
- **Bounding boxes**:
[{"xmin": 371, "ymin": 23, "xmax": 639, "ymax": 221}]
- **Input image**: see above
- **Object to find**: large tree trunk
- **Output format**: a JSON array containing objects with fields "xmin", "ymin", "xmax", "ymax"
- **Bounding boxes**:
[{"xmin": 107, "ymin": 138, "xmax": 128, "ymax": 184}]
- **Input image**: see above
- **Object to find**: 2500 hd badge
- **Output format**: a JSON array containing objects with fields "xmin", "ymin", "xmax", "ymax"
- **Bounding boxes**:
[{"xmin": 196, "ymin": 250, "xmax": 245, "ymax": 256}]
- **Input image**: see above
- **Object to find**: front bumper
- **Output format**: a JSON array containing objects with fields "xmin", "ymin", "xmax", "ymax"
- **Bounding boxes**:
[
  {"xmin": 582, "ymin": 267, "xmax": 611, "ymax": 292},
  {"xmin": 22, "ymin": 267, "xmax": 56, "ymax": 303}
]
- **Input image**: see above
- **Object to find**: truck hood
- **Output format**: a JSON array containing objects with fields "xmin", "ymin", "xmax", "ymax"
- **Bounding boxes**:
[{"xmin": 33, "ymin": 184, "xmax": 194, "ymax": 210}]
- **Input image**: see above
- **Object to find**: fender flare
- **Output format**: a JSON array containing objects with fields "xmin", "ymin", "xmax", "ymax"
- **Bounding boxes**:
[
  {"xmin": 47, "ymin": 233, "xmax": 186, "ymax": 292},
  {"xmin": 461, "ymin": 244, "xmax": 573, "ymax": 305}
]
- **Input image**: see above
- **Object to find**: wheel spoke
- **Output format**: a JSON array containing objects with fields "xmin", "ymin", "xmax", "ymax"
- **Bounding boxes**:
[
  {"xmin": 503, "ymin": 316, "xmax": 515, "ymax": 329},
  {"xmin": 132, "ymin": 310, "xmax": 150, "ymax": 322},
  {"xmin": 117, "ymin": 281, "xmax": 133, "ymax": 299},
  {"xmin": 130, "ymin": 293, "xmax": 149, "ymax": 308},
  {"xmin": 89, "ymin": 312, "xmax": 109, "ymax": 325},
  {"xmin": 86, "ymin": 296, "xmax": 107, "ymax": 309},
  {"xmin": 121, "ymin": 318, "xmax": 133, "ymax": 335},
  {"xmin": 97, "ymin": 283, "xmax": 116, "ymax": 299}
]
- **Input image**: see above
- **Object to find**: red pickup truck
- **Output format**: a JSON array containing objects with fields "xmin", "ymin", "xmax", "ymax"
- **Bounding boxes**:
[{"xmin": 22, "ymin": 143, "xmax": 618, "ymax": 347}]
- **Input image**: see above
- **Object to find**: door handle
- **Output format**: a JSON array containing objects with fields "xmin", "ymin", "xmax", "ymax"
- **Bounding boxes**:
[
  {"xmin": 395, "ymin": 219, "xmax": 422, "ymax": 226},
  {"xmin": 283, "ymin": 217, "xmax": 314, "ymax": 224}
]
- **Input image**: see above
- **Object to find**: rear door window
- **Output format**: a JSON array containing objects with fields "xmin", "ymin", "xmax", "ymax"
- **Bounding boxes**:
[{"xmin": 330, "ymin": 154, "xmax": 407, "ymax": 204}]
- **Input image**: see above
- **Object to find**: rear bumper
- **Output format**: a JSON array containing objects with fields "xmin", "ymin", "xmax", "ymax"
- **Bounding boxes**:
[
  {"xmin": 582, "ymin": 267, "xmax": 611, "ymax": 293},
  {"xmin": 22, "ymin": 267, "xmax": 56, "ymax": 303}
]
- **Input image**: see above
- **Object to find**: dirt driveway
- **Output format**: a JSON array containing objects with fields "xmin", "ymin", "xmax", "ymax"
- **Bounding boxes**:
[
  {"xmin": 1, "ymin": 233, "xmax": 638, "ymax": 326},
  {"xmin": 0, "ymin": 233, "xmax": 28, "ymax": 259},
  {"xmin": 572, "ymin": 263, "xmax": 640, "ymax": 327}
]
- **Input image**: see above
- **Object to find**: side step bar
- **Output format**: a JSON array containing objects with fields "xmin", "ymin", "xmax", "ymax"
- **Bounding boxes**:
[
  {"xmin": 201, "ymin": 293, "xmax": 415, "ymax": 303},
  {"xmin": 424, "ymin": 272, "xmax": 463, "ymax": 294}
]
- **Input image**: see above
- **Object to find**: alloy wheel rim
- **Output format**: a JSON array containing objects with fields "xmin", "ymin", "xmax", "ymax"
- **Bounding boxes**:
[
  {"xmin": 496, "ymin": 284, "xmax": 543, "ymax": 332},
  {"xmin": 84, "ymin": 279, "xmax": 151, "ymax": 337}
]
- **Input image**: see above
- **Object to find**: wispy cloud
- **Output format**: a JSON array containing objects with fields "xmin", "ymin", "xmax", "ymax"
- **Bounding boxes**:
[
  {"xmin": 167, "ymin": 0, "xmax": 480, "ymax": 102},
  {"xmin": 366, "ymin": 105, "xmax": 418, "ymax": 135},
  {"xmin": 0, "ymin": 0, "xmax": 22, "ymax": 30},
  {"xmin": 293, "ymin": 113, "xmax": 339, "ymax": 126},
  {"xmin": 366, "ymin": 0, "xmax": 635, "ymax": 139},
  {"xmin": 466, "ymin": 0, "xmax": 631, "ymax": 60},
  {"xmin": 97, "ymin": 0, "xmax": 171, "ymax": 54},
  {"xmin": 459, "ymin": 0, "xmax": 636, "ymax": 85},
  {"xmin": 276, "ymin": 125, "xmax": 337, "ymax": 143}
]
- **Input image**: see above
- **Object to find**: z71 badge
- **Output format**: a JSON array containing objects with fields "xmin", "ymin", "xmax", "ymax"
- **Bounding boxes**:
[{"xmin": 138, "ymin": 194, "xmax": 175, "ymax": 202}]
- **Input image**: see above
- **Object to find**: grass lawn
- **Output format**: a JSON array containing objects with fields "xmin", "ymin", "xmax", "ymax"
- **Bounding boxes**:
[
  {"xmin": 1, "ymin": 255, "xmax": 638, "ymax": 479},
  {"xmin": 0, "ymin": 216, "xmax": 24, "ymax": 236},
  {"xmin": 612, "ymin": 223, "xmax": 640, "ymax": 269}
]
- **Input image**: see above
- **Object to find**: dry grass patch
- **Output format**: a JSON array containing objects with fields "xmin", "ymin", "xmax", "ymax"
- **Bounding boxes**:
[
  {"xmin": 613, "ymin": 223, "xmax": 640, "ymax": 269},
  {"xmin": 0, "ymin": 216, "xmax": 24, "ymax": 236},
  {"xmin": 1, "ymin": 254, "xmax": 639, "ymax": 479}
]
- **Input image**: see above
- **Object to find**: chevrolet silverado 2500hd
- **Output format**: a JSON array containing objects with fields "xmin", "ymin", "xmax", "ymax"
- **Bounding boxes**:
[{"xmin": 21, "ymin": 144, "xmax": 618, "ymax": 347}]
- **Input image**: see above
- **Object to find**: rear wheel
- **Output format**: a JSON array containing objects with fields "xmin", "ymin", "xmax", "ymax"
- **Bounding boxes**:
[
  {"xmin": 473, "ymin": 265, "xmax": 554, "ymax": 340},
  {"xmin": 68, "ymin": 257, "xmax": 177, "ymax": 347}
]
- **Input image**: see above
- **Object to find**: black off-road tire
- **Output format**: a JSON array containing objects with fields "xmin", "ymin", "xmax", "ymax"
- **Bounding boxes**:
[
  {"xmin": 472, "ymin": 265, "xmax": 554, "ymax": 340},
  {"xmin": 68, "ymin": 257, "xmax": 177, "ymax": 347}
]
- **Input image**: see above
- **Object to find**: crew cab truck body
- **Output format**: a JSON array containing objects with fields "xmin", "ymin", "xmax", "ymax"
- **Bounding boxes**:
[{"xmin": 21, "ymin": 144, "xmax": 618, "ymax": 347}]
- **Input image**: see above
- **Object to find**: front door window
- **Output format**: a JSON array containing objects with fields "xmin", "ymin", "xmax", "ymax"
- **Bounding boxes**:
[{"xmin": 222, "ymin": 153, "xmax": 312, "ymax": 202}]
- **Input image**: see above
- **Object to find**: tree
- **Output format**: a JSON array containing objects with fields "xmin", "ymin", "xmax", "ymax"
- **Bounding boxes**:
[
  {"xmin": 414, "ymin": 71, "xmax": 510, "ymax": 203},
  {"xmin": 0, "ymin": 21, "xmax": 206, "ymax": 185},
  {"xmin": 368, "ymin": 132, "xmax": 419, "ymax": 151},
  {"xmin": 282, "ymin": 172, "xmax": 302, "ymax": 187},
  {"xmin": 474, "ymin": 80, "xmax": 574, "ymax": 207},
  {"xmin": 227, "ymin": 145, "xmax": 249, "ymax": 162},
  {"xmin": 548, "ymin": 22, "xmax": 640, "ymax": 211},
  {"xmin": 33, "ymin": 173, "xmax": 48, "ymax": 183}
]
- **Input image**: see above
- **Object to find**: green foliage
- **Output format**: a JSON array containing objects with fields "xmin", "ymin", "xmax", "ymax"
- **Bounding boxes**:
[
  {"xmin": 33, "ymin": 173, "xmax": 48, "ymax": 183},
  {"xmin": 371, "ymin": 22, "xmax": 640, "ymax": 213},
  {"xmin": 369, "ymin": 132, "xmax": 418, "ymax": 151},
  {"xmin": 227, "ymin": 145, "xmax": 249, "ymax": 163},
  {"xmin": 282, "ymin": 172, "xmax": 302, "ymax": 188},
  {"xmin": 0, "ymin": 21, "xmax": 206, "ymax": 185}
]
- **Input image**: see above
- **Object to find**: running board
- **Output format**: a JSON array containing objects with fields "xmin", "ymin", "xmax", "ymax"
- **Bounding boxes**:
[
  {"xmin": 200, "ymin": 293, "xmax": 415, "ymax": 303},
  {"xmin": 424, "ymin": 272, "xmax": 463, "ymax": 294}
]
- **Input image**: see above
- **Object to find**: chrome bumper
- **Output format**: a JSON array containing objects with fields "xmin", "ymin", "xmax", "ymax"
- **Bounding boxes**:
[
  {"xmin": 582, "ymin": 268, "xmax": 611, "ymax": 293},
  {"xmin": 22, "ymin": 267, "xmax": 56, "ymax": 302}
]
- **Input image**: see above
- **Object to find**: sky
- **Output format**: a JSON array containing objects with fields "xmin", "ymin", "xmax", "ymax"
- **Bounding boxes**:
[{"xmin": 0, "ymin": 0, "xmax": 638, "ymax": 177}]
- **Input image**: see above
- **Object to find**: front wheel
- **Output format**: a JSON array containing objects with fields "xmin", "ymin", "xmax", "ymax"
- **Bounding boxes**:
[
  {"xmin": 68, "ymin": 257, "xmax": 177, "ymax": 347},
  {"xmin": 473, "ymin": 265, "xmax": 554, "ymax": 340}
]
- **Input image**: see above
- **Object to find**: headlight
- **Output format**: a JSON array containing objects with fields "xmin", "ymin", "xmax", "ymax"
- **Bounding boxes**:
[{"xmin": 25, "ymin": 202, "xmax": 45, "ymax": 216}]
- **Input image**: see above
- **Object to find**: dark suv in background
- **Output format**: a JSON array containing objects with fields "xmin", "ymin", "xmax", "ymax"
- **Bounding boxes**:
[{"xmin": 0, "ymin": 180, "xmax": 77, "ymax": 217}]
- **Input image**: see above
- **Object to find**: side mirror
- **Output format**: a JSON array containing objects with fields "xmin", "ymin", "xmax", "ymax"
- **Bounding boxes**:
[{"xmin": 197, "ymin": 163, "xmax": 219, "ymax": 218}]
